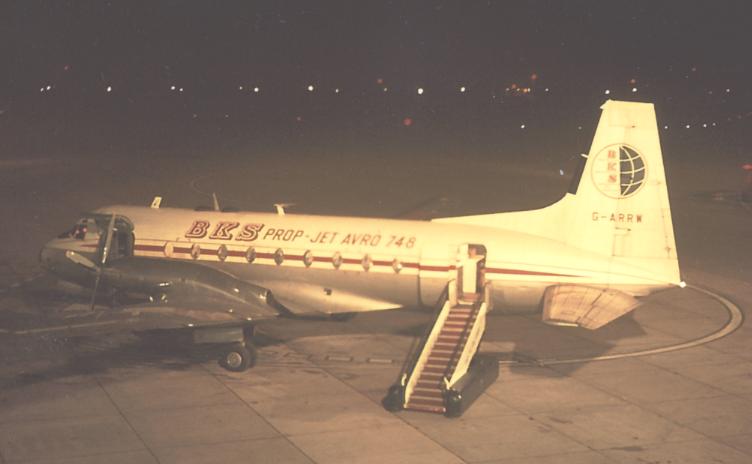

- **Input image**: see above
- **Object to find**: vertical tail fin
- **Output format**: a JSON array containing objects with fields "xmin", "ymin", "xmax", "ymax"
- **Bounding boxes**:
[
  {"xmin": 434, "ymin": 100, "xmax": 680, "ymax": 285},
  {"xmin": 566, "ymin": 100, "xmax": 679, "ymax": 283}
]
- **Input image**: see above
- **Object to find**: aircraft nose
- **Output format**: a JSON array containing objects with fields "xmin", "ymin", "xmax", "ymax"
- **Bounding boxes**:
[{"xmin": 39, "ymin": 244, "xmax": 63, "ymax": 272}]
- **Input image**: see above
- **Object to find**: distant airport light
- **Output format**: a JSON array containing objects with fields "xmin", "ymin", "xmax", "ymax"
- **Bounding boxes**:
[
  {"xmin": 307, "ymin": 84, "xmax": 315, "ymax": 92},
  {"xmin": 383, "ymin": 87, "xmax": 388, "ymax": 92},
  {"xmin": 679, "ymin": 281, "xmax": 687, "ymax": 289},
  {"xmin": 604, "ymin": 89, "xmax": 611, "ymax": 95},
  {"xmin": 170, "ymin": 85, "xmax": 176, "ymax": 91},
  {"xmin": 334, "ymin": 88, "xmax": 340, "ymax": 93},
  {"xmin": 238, "ymin": 85, "xmax": 243, "ymax": 90},
  {"xmin": 179, "ymin": 87, "xmax": 184, "ymax": 92},
  {"xmin": 664, "ymin": 125, "xmax": 669, "ymax": 130},
  {"xmin": 39, "ymin": 87, "xmax": 44, "ymax": 92},
  {"xmin": 417, "ymin": 87, "xmax": 424, "ymax": 95},
  {"xmin": 631, "ymin": 87, "xmax": 638, "ymax": 93},
  {"xmin": 253, "ymin": 87, "xmax": 260, "ymax": 93},
  {"xmin": 106, "ymin": 86, "xmax": 112, "ymax": 93},
  {"xmin": 685, "ymin": 124, "xmax": 691, "ymax": 129},
  {"xmin": 403, "ymin": 117, "xmax": 413, "ymax": 127},
  {"xmin": 544, "ymin": 87, "xmax": 549, "ymax": 92},
  {"xmin": 726, "ymin": 88, "xmax": 731, "ymax": 93},
  {"xmin": 577, "ymin": 126, "xmax": 582, "ymax": 130},
  {"xmin": 460, "ymin": 86, "xmax": 466, "ymax": 93},
  {"xmin": 520, "ymin": 124, "xmax": 526, "ymax": 129},
  {"xmin": 559, "ymin": 169, "xmax": 564, "ymax": 176},
  {"xmin": 46, "ymin": 85, "xmax": 52, "ymax": 91},
  {"xmin": 702, "ymin": 123, "xmax": 708, "ymax": 128}
]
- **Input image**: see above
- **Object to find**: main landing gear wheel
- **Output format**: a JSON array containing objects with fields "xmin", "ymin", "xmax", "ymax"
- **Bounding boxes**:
[{"xmin": 219, "ymin": 342, "xmax": 257, "ymax": 372}]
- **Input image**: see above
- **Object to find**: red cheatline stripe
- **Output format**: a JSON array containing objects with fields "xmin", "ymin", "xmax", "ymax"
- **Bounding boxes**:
[{"xmin": 132, "ymin": 242, "xmax": 580, "ymax": 276}]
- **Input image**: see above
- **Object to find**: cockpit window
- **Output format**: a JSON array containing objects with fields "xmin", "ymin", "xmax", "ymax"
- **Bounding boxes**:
[{"xmin": 57, "ymin": 219, "xmax": 100, "ymax": 240}]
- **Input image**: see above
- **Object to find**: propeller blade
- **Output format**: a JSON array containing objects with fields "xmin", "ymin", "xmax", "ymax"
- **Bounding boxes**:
[
  {"xmin": 90, "ymin": 214, "xmax": 117, "ymax": 311},
  {"xmin": 100, "ymin": 214, "xmax": 116, "ymax": 266}
]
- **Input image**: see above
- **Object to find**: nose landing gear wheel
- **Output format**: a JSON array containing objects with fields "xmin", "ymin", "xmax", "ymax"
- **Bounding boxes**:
[{"xmin": 219, "ymin": 342, "xmax": 257, "ymax": 372}]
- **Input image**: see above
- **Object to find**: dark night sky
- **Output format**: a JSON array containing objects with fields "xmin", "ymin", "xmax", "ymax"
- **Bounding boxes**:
[
  {"xmin": 4, "ymin": 2, "xmax": 750, "ymax": 91},
  {"xmin": 0, "ymin": 1, "xmax": 750, "ymax": 159}
]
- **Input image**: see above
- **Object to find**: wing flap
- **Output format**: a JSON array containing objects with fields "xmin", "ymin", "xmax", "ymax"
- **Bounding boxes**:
[{"xmin": 542, "ymin": 285, "xmax": 641, "ymax": 330}]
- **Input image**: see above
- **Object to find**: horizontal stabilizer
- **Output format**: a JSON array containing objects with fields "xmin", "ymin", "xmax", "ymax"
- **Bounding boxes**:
[{"xmin": 542, "ymin": 285, "xmax": 641, "ymax": 330}]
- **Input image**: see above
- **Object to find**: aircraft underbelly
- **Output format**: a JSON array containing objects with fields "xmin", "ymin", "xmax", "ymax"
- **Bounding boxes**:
[
  {"xmin": 219, "ymin": 261, "xmax": 419, "ymax": 314},
  {"xmin": 488, "ymin": 280, "xmax": 547, "ymax": 313}
]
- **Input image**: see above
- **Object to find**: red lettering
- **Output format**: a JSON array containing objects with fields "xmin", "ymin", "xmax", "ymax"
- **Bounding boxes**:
[
  {"xmin": 608, "ymin": 150, "xmax": 616, "ymax": 159},
  {"xmin": 209, "ymin": 221, "xmax": 239, "ymax": 240},
  {"xmin": 185, "ymin": 220, "xmax": 210, "ymax": 239},
  {"xmin": 618, "ymin": 213, "xmax": 625, "ymax": 222},
  {"xmin": 636, "ymin": 214, "xmax": 643, "ymax": 223},
  {"xmin": 607, "ymin": 162, "xmax": 617, "ymax": 171},
  {"xmin": 236, "ymin": 223, "xmax": 264, "ymax": 241}
]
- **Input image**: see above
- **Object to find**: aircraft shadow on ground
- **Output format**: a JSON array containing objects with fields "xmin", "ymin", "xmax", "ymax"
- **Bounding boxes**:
[{"xmin": 0, "ymin": 279, "xmax": 648, "ymax": 389}]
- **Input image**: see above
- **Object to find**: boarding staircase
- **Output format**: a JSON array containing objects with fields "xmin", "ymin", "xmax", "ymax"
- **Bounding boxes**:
[{"xmin": 384, "ymin": 275, "xmax": 499, "ymax": 417}]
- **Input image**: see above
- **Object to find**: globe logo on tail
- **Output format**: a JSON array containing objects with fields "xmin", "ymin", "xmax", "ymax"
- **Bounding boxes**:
[{"xmin": 591, "ymin": 144, "xmax": 647, "ymax": 199}]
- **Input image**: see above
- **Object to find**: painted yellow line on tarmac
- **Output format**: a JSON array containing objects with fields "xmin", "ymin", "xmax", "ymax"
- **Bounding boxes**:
[{"xmin": 531, "ymin": 285, "xmax": 744, "ymax": 366}]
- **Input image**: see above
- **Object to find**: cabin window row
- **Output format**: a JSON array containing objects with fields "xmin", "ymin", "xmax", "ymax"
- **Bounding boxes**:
[{"xmin": 187, "ymin": 244, "xmax": 404, "ymax": 273}]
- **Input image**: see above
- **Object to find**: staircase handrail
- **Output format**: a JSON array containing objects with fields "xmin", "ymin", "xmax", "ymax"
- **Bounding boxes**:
[
  {"xmin": 447, "ymin": 283, "xmax": 490, "ymax": 389},
  {"xmin": 404, "ymin": 282, "xmax": 456, "ymax": 404},
  {"xmin": 397, "ymin": 282, "xmax": 453, "ymax": 387}
]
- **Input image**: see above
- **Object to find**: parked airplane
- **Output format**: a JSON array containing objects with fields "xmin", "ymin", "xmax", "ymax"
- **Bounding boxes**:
[{"xmin": 38, "ymin": 100, "xmax": 681, "ymax": 412}]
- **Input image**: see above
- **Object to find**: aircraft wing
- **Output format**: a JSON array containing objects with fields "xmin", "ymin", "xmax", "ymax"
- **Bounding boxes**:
[
  {"xmin": 267, "ymin": 280, "xmax": 402, "ymax": 315},
  {"xmin": 395, "ymin": 196, "xmax": 461, "ymax": 220},
  {"xmin": 541, "ymin": 285, "xmax": 641, "ymax": 330}
]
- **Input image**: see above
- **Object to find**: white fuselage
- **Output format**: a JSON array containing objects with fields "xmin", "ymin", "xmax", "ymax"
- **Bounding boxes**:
[{"xmin": 93, "ymin": 205, "xmax": 673, "ymax": 315}]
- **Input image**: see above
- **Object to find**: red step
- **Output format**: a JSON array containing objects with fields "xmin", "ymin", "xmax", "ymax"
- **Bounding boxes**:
[{"xmin": 407, "ymin": 396, "xmax": 446, "ymax": 413}]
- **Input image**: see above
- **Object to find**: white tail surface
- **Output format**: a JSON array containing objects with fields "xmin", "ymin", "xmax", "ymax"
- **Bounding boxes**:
[{"xmin": 434, "ymin": 100, "xmax": 680, "ymax": 285}]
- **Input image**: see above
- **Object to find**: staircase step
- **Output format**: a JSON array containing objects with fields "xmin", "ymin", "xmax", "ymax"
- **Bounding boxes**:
[
  {"xmin": 406, "ymin": 402, "xmax": 446, "ymax": 414},
  {"xmin": 423, "ymin": 366, "xmax": 450, "ymax": 374},
  {"xmin": 441, "ymin": 328, "xmax": 466, "ymax": 335},
  {"xmin": 416, "ymin": 380, "xmax": 443, "ymax": 389},
  {"xmin": 408, "ymin": 395, "xmax": 445, "ymax": 410},
  {"xmin": 413, "ymin": 387, "xmax": 443, "ymax": 398},
  {"xmin": 437, "ymin": 336, "xmax": 467, "ymax": 344}
]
